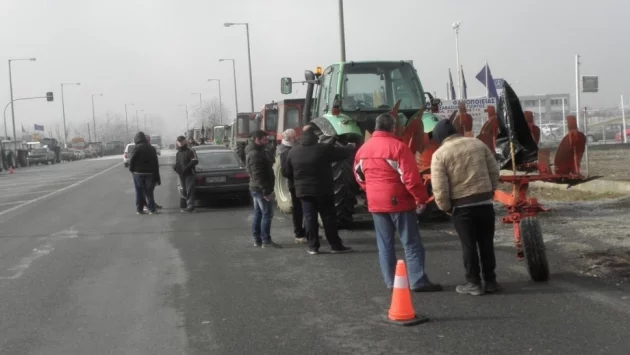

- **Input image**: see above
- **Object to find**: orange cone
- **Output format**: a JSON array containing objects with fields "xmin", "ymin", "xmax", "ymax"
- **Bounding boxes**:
[
  {"xmin": 384, "ymin": 260, "xmax": 428, "ymax": 326},
  {"xmin": 9, "ymin": 167, "xmax": 14, "ymax": 174}
]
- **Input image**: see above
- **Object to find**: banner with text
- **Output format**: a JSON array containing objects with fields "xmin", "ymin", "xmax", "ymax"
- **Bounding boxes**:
[{"xmin": 435, "ymin": 98, "xmax": 497, "ymax": 134}]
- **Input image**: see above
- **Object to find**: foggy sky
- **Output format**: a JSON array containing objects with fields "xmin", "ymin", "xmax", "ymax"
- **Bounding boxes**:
[{"xmin": 1, "ymin": 0, "xmax": 627, "ymax": 138}]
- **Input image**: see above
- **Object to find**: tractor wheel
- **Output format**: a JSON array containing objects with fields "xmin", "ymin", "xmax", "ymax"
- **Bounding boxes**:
[
  {"xmin": 316, "ymin": 136, "xmax": 356, "ymax": 230},
  {"xmin": 273, "ymin": 156, "xmax": 293, "ymax": 213},
  {"xmin": 235, "ymin": 142, "xmax": 247, "ymax": 164},
  {"xmin": 520, "ymin": 217, "xmax": 550, "ymax": 282}
]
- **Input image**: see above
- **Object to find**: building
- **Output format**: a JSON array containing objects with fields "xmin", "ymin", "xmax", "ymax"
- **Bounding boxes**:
[{"xmin": 518, "ymin": 93, "xmax": 571, "ymax": 125}]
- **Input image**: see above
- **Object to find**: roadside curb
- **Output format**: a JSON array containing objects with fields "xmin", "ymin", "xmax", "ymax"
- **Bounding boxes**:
[{"xmin": 500, "ymin": 170, "xmax": 630, "ymax": 194}]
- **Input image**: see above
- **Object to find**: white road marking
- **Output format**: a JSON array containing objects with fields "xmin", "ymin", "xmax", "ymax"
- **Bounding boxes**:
[
  {"xmin": 0, "ymin": 190, "xmax": 58, "ymax": 198},
  {"xmin": 0, "ymin": 181, "xmax": 80, "ymax": 191},
  {"xmin": 0, "ymin": 227, "xmax": 79, "ymax": 280},
  {"xmin": 0, "ymin": 200, "xmax": 30, "ymax": 206},
  {"xmin": 0, "ymin": 162, "xmax": 120, "ymax": 217}
]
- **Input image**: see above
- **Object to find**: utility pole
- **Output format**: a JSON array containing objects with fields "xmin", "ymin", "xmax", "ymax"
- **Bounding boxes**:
[
  {"xmin": 575, "ymin": 54, "xmax": 581, "ymax": 129},
  {"xmin": 622, "ymin": 94, "xmax": 627, "ymax": 144},
  {"xmin": 453, "ymin": 21, "xmax": 462, "ymax": 99},
  {"xmin": 87, "ymin": 122, "xmax": 92, "ymax": 142},
  {"xmin": 338, "ymin": 0, "xmax": 347, "ymax": 61},
  {"xmin": 91, "ymin": 93, "xmax": 103, "ymax": 141}
]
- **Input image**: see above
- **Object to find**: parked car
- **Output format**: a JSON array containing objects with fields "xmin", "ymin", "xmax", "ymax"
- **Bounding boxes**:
[
  {"xmin": 27, "ymin": 147, "xmax": 56, "ymax": 166},
  {"xmin": 74, "ymin": 149, "xmax": 85, "ymax": 160},
  {"xmin": 60, "ymin": 148, "xmax": 73, "ymax": 162},
  {"xmin": 123, "ymin": 143, "xmax": 135, "ymax": 167},
  {"xmin": 587, "ymin": 124, "xmax": 623, "ymax": 143},
  {"xmin": 152, "ymin": 144, "xmax": 161, "ymax": 156},
  {"xmin": 177, "ymin": 147, "xmax": 249, "ymax": 207},
  {"xmin": 616, "ymin": 128, "xmax": 630, "ymax": 142}
]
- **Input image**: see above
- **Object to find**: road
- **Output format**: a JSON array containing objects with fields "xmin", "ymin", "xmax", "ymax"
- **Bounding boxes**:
[{"xmin": 0, "ymin": 151, "xmax": 629, "ymax": 354}]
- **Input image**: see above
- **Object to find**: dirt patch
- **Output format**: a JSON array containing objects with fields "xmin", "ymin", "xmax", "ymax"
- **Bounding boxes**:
[
  {"xmin": 496, "ymin": 183, "xmax": 627, "ymax": 201},
  {"xmin": 577, "ymin": 249, "xmax": 630, "ymax": 281}
]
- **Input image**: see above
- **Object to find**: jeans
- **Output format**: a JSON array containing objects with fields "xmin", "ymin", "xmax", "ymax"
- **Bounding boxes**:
[
  {"xmin": 179, "ymin": 175, "xmax": 196, "ymax": 208},
  {"xmin": 300, "ymin": 195, "xmax": 343, "ymax": 250},
  {"xmin": 133, "ymin": 173, "xmax": 155, "ymax": 212},
  {"xmin": 372, "ymin": 210, "xmax": 430, "ymax": 289},
  {"xmin": 451, "ymin": 204, "xmax": 496, "ymax": 284},
  {"xmin": 290, "ymin": 188, "xmax": 305, "ymax": 237},
  {"xmin": 251, "ymin": 191, "xmax": 274, "ymax": 244}
]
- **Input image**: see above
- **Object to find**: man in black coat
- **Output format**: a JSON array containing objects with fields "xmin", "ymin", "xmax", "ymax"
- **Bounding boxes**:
[
  {"xmin": 129, "ymin": 132, "xmax": 160, "ymax": 214},
  {"xmin": 246, "ymin": 130, "xmax": 281, "ymax": 248},
  {"xmin": 285, "ymin": 125, "xmax": 355, "ymax": 255},
  {"xmin": 278, "ymin": 128, "xmax": 306, "ymax": 244},
  {"xmin": 173, "ymin": 136, "xmax": 198, "ymax": 213}
]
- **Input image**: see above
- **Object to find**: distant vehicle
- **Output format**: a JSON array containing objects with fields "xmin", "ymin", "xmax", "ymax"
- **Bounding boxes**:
[
  {"xmin": 61, "ymin": 148, "xmax": 74, "ymax": 162},
  {"xmin": 152, "ymin": 144, "xmax": 161, "ymax": 156},
  {"xmin": 27, "ymin": 147, "xmax": 56, "ymax": 166},
  {"xmin": 74, "ymin": 150, "xmax": 86, "ymax": 160},
  {"xmin": 616, "ymin": 128, "xmax": 630, "ymax": 142},
  {"xmin": 177, "ymin": 147, "xmax": 249, "ymax": 207},
  {"xmin": 150, "ymin": 135, "xmax": 162, "ymax": 148},
  {"xmin": 587, "ymin": 124, "xmax": 623, "ymax": 143},
  {"xmin": 123, "ymin": 143, "xmax": 135, "ymax": 167},
  {"xmin": 168, "ymin": 143, "xmax": 176, "ymax": 150}
]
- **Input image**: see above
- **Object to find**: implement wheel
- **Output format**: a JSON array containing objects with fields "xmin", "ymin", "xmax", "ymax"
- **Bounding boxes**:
[
  {"xmin": 273, "ymin": 156, "xmax": 293, "ymax": 213},
  {"xmin": 520, "ymin": 217, "xmax": 550, "ymax": 282}
]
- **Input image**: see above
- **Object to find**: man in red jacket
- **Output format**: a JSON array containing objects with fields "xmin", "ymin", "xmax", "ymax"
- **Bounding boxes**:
[{"xmin": 354, "ymin": 113, "xmax": 442, "ymax": 292}]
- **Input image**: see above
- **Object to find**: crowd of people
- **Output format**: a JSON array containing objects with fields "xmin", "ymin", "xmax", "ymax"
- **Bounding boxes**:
[{"xmin": 130, "ymin": 113, "xmax": 502, "ymax": 296}]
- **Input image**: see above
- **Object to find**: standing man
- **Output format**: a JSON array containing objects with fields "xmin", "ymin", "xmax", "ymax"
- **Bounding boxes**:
[
  {"xmin": 286, "ymin": 125, "xmax": 353, "ymax": 255},
  {"xmin": 129, "ymin": 132, "xmax": 159, "ymax": 215},
  {"xmin": 246, "ymin": 130, "xmax": 281, "ymax": 248},
  {"xmin": 173, "ymin": 136, "xmax": 198, "ymax": 213},
  {"xmin": 278, "ymin": 128, "xmax": 306, "ymax": 244},
  {"xmin": 354, "ymin": 114, "xmax": 442, "ymax": 292},
  {"xmin": 431, "ymin": 119, "xmax": 501, "ymax": 296}
]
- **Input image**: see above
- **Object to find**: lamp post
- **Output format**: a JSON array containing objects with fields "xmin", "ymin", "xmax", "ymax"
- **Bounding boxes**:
[
  {"xmin": 452, "ymin": 21, "xmax": 462, "ymax": 99},
  {"xmin": 91, "ymin": 93, "xmax": 103, "ymax": 141},
  {"xmin": 219, "ymin": 59, "xmax": 239, "ymax": 115},
  {"xmin": 224, "ymin": 23, "xmax": 255, "ymax": 112},
  {"xmin": 208, "ymin": 79, "xmax": 223, "ymax": 124},
  {"xmin": 180, "ymin": 105, "xmax": 189, "ymax": 134},
  {"xmin": 7, "ymin": 57, "xmax": 36, "ymax": 143},
  {"xmin": 124, "ymin": 103, "xmax": 134, "ymax": 142},
  {"xmin": 337, "ymin": 0, "xmax": 346, "ymax": 61},
  {"xmin": 61, "ymin": 82, "xmax": 81, "ymax": 146}
]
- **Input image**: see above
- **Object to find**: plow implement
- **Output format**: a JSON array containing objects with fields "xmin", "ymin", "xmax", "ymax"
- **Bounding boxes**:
[{"xmin": 393, "ymin": 81, "xmax": 595, "ymax": 282}]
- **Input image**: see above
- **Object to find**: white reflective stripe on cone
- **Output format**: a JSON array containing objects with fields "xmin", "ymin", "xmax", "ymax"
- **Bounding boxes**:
[{"xmin": 393, "ymin": 275, "xmax": 408, "ymax": 289}]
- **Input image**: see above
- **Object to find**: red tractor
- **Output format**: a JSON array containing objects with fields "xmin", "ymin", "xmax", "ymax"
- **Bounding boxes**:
[
  {"xmin": 257, "ymin": 98, "xmax": 307, "ymax": 150},
  {"xmin": 230, "ymin": 112, "xmax": 259, "ymax": 163}
]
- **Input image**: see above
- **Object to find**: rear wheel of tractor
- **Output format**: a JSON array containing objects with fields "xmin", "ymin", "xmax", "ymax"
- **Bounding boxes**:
[
  {"xmin": 235, "ymin": 142, "xmax": 246, "ymax": 164},
  {"xmin": 273, "ymin": 155, "xmax": 293, "ymax": 213},
  {"xmin": 520, "ymin": 217, "xmax": 550, "ymax": 282}
]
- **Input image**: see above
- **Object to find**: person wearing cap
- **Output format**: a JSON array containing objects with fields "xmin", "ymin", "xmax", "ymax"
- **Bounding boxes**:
[
  {"xmin": 173, "ymin": 136, "xmax": 198, "ymax": 213},
  {"xmin": 354, "ymin": 114, "xmax": 442, "ymax": 292},
  {"xmin": 278, "ymin": 128, "xmax": 306, "ymax": 244},
  {"xmin": 431, "ymin": 118, "xmax": 501, "ymax": 296}
]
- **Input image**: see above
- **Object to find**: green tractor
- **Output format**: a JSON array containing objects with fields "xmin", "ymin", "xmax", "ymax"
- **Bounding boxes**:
[{"xmin": 279, "ymin": 61, "xmax": 440, "ymax": 228}]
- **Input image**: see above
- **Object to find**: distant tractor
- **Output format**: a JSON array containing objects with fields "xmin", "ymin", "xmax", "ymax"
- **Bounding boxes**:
[
  {"xmin": 258, "ymin": 98, "xmax": 307, "ymax": 149},
  {"xmin": 41, "ymin": 137, "xmax": 62, "ymax": 163},
  {"xmin": 277, "ymin": 61, "xmax": 440, "ymax": 227},
  {"xmin": 229, "ymin": 112, "xmax": 258, "ymax": 163}
]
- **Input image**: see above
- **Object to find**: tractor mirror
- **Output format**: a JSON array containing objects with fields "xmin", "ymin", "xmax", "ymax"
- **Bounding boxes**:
[{"xmin": 280, "ymin": 77, "xmax": 292, "ymax": 95}]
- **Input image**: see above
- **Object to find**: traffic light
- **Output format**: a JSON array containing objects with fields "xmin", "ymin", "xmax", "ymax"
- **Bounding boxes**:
[{"xmin": 46, "ymin": 92, "xmax": 54, "ymax": 102}]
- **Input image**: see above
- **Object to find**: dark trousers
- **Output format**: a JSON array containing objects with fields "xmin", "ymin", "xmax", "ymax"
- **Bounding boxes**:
[
  {"xmin": 451, "ymin": 204, "xmax": 497, "ymax": 284},
  {"xmin": 290, "ymin": 188, "xmax": 305, "ymax": 237},
  {"xmin": 133, "ymin": 173, "xmax": 155, "ymax": 212},
  {"xmin": 179, "ymin": 175, "xmax": 196, "ymax": 208},
  {"xmin": 300, "ymin": 195, "xmax": 343, "ymax": 250}
]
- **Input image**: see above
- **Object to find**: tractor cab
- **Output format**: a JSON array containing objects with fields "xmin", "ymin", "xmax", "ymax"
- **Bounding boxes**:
[{"xmin": 230, "ymin": 112, "xmax": 258, "ymax": 162}]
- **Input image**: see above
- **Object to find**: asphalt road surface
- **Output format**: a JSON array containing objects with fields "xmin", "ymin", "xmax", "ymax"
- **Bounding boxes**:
[{"xmin": 1, "ymin": 151, "xmax": 629, "ymax": 354}]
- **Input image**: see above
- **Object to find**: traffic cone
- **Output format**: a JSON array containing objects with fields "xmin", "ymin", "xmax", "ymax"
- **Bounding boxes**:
[
  {"xmin": 9, "ymin": 167, "xmax": 14, "ymax": 174},
  {"xmin": 384, "ymin": 260, "xmax": 428, "ymax": 326}
]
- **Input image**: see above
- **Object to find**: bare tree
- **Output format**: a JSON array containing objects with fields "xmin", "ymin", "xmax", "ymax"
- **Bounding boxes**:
[{"xmin": 193, "ymin": 98, "xmax": 231, "ymax": 129}]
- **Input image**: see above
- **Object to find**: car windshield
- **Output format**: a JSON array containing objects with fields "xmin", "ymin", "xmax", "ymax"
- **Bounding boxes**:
[
  {"xmin": 32, "ymin": 149, "xmax": 47, "ymax": 154},
  {"xmin": 197, "ymin": 151, "xmax": 241, "ymax": 168},
  {"xmin": 341, "ymin": 62, "xmax": 424, "ymax": 111}
]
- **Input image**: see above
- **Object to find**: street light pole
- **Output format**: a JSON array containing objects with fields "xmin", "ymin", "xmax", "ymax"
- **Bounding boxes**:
[
  {"xmin": 338, "ymin": 0, "xmax": 347, "ymax": 61},
  {"xmin": 125, "ymin": 103, "xmax": 134, "ymax": 142},
  {"xmin": 208, "ymin": 79, "xmax": 223, "ymax": 124},
  {"xmin": 180, "ymin": 105, "xmax": 189, "ymax": 134},
  {"xmin": 452, "ymin": 21, "xmax": 462, "ymax": 99},
  {"xmin": 219, "ymin": 59, "xmax": 239, "ymax": 115},
  {"xmin": 61, "ymin": 82, "xmax": 81, "ymax": 146},
  {"xmin": 91, "ymin": 93, "xmax": 103, "ymax": 141},
  {"xmin": 135, "ymin": 109, "xmax": 140, "ymax": 131},
  {"xmin": 8, "ymin": 58, "xmax": 36, "ymax": 142},
  {"xmin": 224, "ymin": 23, "xmax": 255, "ymax": 112}
]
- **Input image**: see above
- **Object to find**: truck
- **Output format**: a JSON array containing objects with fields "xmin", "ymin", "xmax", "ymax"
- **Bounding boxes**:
[
  {"xmin": 230, "ymin": 112, "xmax": 258, "ymax": 162},
  {"xmin": 276, "ymin": 61, "xmax": 441, "ymax": 228},
  {"xmin": 1, "ymin": 140, "xmax": 30, "ymax": 170},
  {"xmin": 150, "ymin": 135, "xmax": 162, "ymax": 148}
]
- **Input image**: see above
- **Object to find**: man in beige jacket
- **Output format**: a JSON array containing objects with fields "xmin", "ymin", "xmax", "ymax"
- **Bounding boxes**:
[{"xmin": 430, "ymin": 119, "xmax": 501, "ymax": 296}]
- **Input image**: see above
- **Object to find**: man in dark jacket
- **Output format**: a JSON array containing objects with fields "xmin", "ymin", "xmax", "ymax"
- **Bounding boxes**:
[
  {"xmin": 246, "ymin": 130, "xmax": 281, "ymax": 248},
  {"xmin": 173, "ymin": 136, "xmax": 198, "ymax": 213},
  {"xmin": 285, "ymin": 125, "xmax": 354, "ymax": 255},
  {"xmin": 129, "ymin": 132, "xmax": 159, "ymax": 214},
  {"xmin": 278, "ymin": 128, "xmax": 306, "ymax": 244}
]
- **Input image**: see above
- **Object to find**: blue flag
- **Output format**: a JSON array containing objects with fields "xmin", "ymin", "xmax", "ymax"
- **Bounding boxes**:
[
  {"xmin": 34, "ymin": 124, "xmax": 44, "ymax": 131},
  {"xmin": 461, "ymin": 66, "xmax": 468, "ymax": 99},
  {"xmin": 448, "ymin": 69, "xmax": 456, "ymax": 100},
  {"xmin": 475, "ymin": 63, "xmax": 499, "ymax": 99}
]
